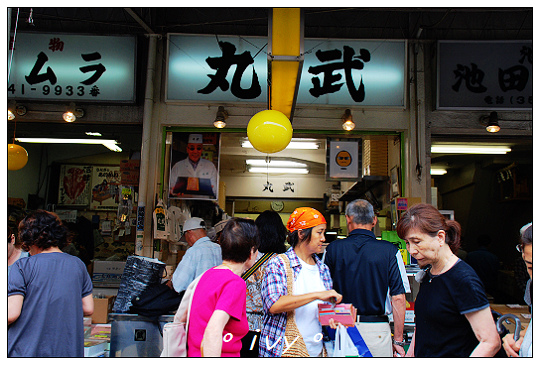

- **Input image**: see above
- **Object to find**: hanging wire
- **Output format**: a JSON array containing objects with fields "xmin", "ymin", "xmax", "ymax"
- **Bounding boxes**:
[{"xmin": 7, "ymin": 8, "xmax": 20, "ymax": 85}]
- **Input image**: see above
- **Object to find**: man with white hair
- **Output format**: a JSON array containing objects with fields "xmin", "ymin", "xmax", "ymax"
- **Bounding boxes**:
[
  {"xmin": 168, "ymin": 217, "xmax": 221, "ymax": 294},
  {"xmin": 169, "ymin": 133, "xmax": 218, "ymax": 198}
]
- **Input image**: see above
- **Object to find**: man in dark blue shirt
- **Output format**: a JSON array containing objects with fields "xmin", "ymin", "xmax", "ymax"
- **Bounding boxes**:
[{"xmin": 325, "ymin": 199, "xmax": 407, "ymax": 357}]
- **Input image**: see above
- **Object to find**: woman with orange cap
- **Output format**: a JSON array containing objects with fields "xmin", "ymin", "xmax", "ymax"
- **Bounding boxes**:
[{"xmin": 259, "ymin": 207, "xmax": 342, "ymax": 357}]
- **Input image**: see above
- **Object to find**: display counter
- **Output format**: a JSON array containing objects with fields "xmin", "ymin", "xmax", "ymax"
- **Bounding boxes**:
[{"xmin": 109, "ymin": 313, "xmax": 174, "ymax": 357}]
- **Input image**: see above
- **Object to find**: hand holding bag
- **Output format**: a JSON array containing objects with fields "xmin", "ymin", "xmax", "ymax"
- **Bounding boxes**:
[
  {"xmin": 333, "ymin": 325, "xmax": 360, "ymax": 357},
  {"xmin": 160, "ymin": 273, "xmax": 203, "ymax": 357}
]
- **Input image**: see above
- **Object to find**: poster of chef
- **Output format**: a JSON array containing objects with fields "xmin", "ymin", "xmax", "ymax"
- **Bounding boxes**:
[
  {"xmin": 168, "ymin": 132, "xmax": 220, "ymax": 201},
  {"xmin": 58, "ymin": 165, "xmax": 92, "ymax": 206},
  {"xmin": 90, "ymin": 166, "xmax": 121, "ymax": 210}
]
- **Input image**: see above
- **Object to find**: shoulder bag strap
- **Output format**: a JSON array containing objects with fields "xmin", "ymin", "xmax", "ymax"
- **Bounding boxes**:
[{"xmin": 241, "ymin": 252, "xmax": 274, "ymax": 281}]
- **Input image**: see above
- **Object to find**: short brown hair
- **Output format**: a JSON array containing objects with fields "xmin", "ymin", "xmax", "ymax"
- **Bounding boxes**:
[
  {"xmin": 396, "ymin": 203, "xmax": 462, "ymax": 253},
  {"xmin": 220, "ymin": 218, "xmax": 259, "ymax": 263}
]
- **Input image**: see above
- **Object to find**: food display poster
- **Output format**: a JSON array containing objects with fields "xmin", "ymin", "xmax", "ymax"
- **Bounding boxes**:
[
  {"xmin": 58, "ymin": 165, "xmax": 92, "ymax": 206},
  {"xmin": 90, "ymin": 166, "xmax": 121, "ymax": 210}
]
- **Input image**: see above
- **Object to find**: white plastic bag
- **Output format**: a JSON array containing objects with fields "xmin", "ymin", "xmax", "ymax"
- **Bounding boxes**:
[{"xmin": 332, "ymin": 325, "xmax": 359, "ymax": 357}]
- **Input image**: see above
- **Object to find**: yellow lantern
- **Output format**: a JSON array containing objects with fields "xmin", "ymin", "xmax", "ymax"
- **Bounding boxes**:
[
  {"xmin": 8, "ymin": 143, "xmax": 28, "ymax": 170},
  {"xmin": 247, "ymin": 110, "xmax": 293, "ymax": 154}
]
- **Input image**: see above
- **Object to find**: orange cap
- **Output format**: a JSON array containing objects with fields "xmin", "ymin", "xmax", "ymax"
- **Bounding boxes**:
[{"xmin": 286, "ymin": 207, "xmax": 326, "ymax": 232}]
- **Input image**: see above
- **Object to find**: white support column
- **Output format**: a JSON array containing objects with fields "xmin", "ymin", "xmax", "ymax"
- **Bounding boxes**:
[
  {"xmin": 135, "ymin": 34, "xmax": 159, "ymax": 256},
  {"xmin": 406, "ymin": 41, "xmax": 429, "ymax": 203}
]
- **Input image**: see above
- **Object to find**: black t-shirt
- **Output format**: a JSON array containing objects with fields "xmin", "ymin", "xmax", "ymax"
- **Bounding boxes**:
[{"xmin": 414, "ymin": 259, "xmax": 490, "ymax": 357}]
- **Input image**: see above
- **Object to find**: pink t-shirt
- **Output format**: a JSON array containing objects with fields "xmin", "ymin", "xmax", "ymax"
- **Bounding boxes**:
[{"xmin": 187, "ymin": 267, "xmax": 248, "ymax": 357}]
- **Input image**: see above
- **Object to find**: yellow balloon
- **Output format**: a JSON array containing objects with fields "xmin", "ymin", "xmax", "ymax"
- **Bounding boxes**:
[
  {"xmin": 8, "ymin": 143, "xmax": 29, "ymax": 171},
  {"xmin": 247, "ymin": 110, "xmax": 293, "ymax": 154}
]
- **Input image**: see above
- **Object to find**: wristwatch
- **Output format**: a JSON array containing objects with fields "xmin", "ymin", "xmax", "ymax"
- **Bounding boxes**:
[{"xmin": 392, "ymin": 339, "xmax": 406, "ymax": 347}]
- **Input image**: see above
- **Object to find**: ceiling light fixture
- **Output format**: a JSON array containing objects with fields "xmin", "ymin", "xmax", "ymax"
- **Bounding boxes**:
[
  {"xmin": 430, "ymin": 168, "xmax": 448, "ymax": 175},
  {"xmin": 214, "ymin": 105, "xmax": 228, "ymax": 128},
  {"xmin": 15, "ymin": 137, "xmax": 122, "ymax": 152},
  {"xmin": 431, "ymin": 145, "xmax": 511, "ymax": 154},
  {"xmin": 246, "ymin": 159, "xmax": 307, "ymax": 168},
  {"xmin": 341, "ymin": 109, "xmax": 355, "ymax": 131},
  {"xmin": 85, "ymin": 132, "xmax": 102, "ymax": 136},
  {"xmin": 242, "ymin": 138, "xmax": 319, "ymax": 150},
  {"xmin": 248, "ymin": 167, "xmax": 309, "ymax": 174},
  {"xmin": 479, "ymin": 111, "xmax": 501, "ymax": 133}
]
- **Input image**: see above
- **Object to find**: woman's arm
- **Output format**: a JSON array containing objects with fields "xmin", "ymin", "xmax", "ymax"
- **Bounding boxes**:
[
  {"xmin": 269, "ymin": 289, "xmax": 342, "ymax": 314},
  {"xmin": 82, "ymin": 293, "xmax": 94, "ymax": 316},
  {"xmin": 8, "ymin": 294, "xmax": 24, "ymax": 325},
  {"xmin": 465, "ymin": 306, "xmax": 501, "ymax": 357},
  {"xmin": 201, "ymin": 310, "xmax": 230, "ymax": 357}
]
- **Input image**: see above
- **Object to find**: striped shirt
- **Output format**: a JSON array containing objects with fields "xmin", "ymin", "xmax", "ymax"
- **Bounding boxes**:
[{"xmin": 259, "ymin": 247, "xmax": 333, "ymax": 357}]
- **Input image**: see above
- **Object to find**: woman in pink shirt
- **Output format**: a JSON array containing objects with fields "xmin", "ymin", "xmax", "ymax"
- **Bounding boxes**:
[{"xmin": 187, "ymin": 217, "xmax": 259, "ymax": 357}]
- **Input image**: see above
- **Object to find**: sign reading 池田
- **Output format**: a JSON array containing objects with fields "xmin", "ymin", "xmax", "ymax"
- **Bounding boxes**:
[
  {"xmin": 8, "ymin": 32, "xmax": 136, "ymax": 102},
  {"xmin": 166, "ymin": 34, "xmax": 406, "ymax": 107},
  {"xmin": 437, "ymin": 41, "xmax": 532, "ymax": 110}
]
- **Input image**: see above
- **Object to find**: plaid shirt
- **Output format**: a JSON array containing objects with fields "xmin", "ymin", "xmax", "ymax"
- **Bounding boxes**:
[{"xmin": 259, "ymin": 247, "xmax": 333, "ymax": 357}]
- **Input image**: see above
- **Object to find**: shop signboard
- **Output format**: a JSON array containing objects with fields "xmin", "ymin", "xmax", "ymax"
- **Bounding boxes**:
[
  {"xmin": 58, "ymin": 165, "xmax": 92, "ymax": 206},
  {"xmin": 90, "ymin": 166, "xmax": 121, "ymax": 210},
  {"xmin": 166, "ymin": 34, "xmax": 406, "ymax": 107},
  {"xmin": 8, "ymin": 32, "xmax": 136, "ymax": 102},
  {"xmin": 168, "ymin": 132, "xmax": 221, "ymax": 201},
  {"xmin": 437, "ymin": 40, "xmax": 532, "ymax": 110}
]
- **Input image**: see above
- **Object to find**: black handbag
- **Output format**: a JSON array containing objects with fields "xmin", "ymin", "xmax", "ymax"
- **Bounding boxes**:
[{"xmin": 112, "ymin": 256, "xmax": 166, "ymax": 313}]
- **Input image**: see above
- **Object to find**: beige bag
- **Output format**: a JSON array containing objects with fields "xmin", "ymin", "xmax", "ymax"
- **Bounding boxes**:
[{"xmin": 278, "ymin": 254, "xmax": 310, "ymax": 357}]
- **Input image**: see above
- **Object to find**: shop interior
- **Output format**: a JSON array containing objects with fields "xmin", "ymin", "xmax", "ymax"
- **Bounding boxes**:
[{"xmin": 8, "ymin": 118, "xmax": 533, "ymax": 305}]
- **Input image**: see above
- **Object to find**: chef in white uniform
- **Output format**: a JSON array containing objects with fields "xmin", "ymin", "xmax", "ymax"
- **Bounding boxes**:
[{"xmin": 169, "ymin": 134, "xmax": 218, "ymax": 198}]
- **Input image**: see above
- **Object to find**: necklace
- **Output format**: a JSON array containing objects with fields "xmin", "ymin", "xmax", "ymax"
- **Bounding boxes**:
[
  {"xmin": 221, "ymin": 262, "xmax": 234, "ymax": 271},
  {"xmin": 432, "ymin": 255, "xmax": 456, "ymax": 275}
]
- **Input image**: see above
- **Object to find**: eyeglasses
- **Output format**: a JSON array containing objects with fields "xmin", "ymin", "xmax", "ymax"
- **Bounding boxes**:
[
  {"xmin": 188, "ymin": 146, "xmax": 202, "ymax": 151},
  {"xmin": 516, "ymin": 244, "xmax": 524, "ymax": 253}
]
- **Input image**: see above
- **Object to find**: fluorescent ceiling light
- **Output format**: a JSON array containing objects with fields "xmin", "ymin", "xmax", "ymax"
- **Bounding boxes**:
[
  {"xmin": 248, "ymin": 167, "xmax": 309, "ymax": 174},
  {"xmin": 15, "ymin": 138, "xmax": 122, "ymax": 152},
  {"xmin": 242, "ymin": 138, "xmax": 320, "ymax": 150},
  {"xmin": 246, "ymin": 159, "xmax": 307, "ymax": 168},
  {"xmin": 85, "ymin": 132, "xmax": 102, "ymax": 136},
  {"xmin": 431, "ymin": 145, "xmax": 511, "ymax": 154},
  {"xmin": 430, "ymin": 169, "xmax": 448, "ymax": 176}
]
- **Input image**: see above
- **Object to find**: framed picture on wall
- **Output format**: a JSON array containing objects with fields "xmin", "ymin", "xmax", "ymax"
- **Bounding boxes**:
[
  {"xmin": 326, "ymin": 138, "xmax": 362, "ymax": 181},
  {"xmin": 168, "ymin": 132, "xmax": 220, "ymax": 201},
  {"xmin": 390, "ymin": 165, "xmax": 400, "ymax": 198}
]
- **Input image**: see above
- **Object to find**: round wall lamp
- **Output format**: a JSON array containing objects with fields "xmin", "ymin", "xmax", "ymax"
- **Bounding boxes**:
[
  {"xmin": 63, "ymin": 106, "xmax": 85, "ymax": 123},
  {"xmin": 341, "ymin": 109, "xmax": 355, "ymax": 131}
]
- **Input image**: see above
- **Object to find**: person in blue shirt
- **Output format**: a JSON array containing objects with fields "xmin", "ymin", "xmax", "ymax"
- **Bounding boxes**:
[
  {"xmin": 8, "ymin": 210, "xmax": 94, "ymax": 357},
  {"xmin": 502, "ymin": 223, "xmax": 532, "ymax": 357},
  {"xmin": 168, "ymin": 217, "xmax": 222, "ymax": 294}
]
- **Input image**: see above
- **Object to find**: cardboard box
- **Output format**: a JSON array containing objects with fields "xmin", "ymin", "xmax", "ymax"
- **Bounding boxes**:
[{"xmin": 92, "ymin": 295, "xmax": 116, "ymax": 324}]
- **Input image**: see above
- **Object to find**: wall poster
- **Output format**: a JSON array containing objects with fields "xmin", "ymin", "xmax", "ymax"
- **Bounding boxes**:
[
  {"xmin": 168, "ymin": 132, "xmax": 220, "ymax": 201},
  {"xmin": 90, "ymin": 166, "xmax": 121, "ymax": 210},
  {"xmin": 58, "ymin": 165, "xmax": 92, "ymax": 206}
]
